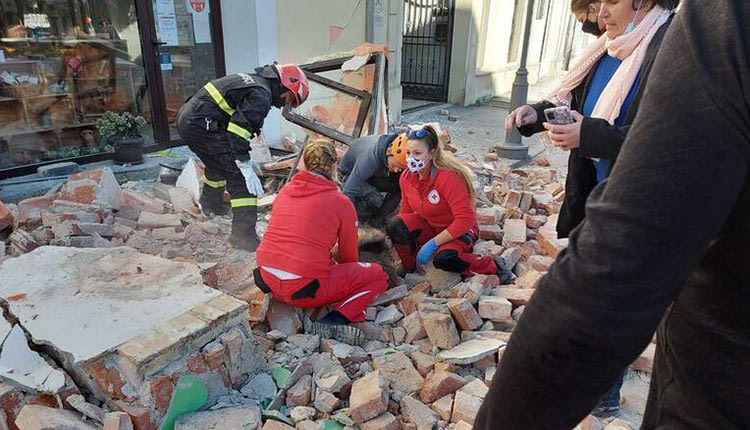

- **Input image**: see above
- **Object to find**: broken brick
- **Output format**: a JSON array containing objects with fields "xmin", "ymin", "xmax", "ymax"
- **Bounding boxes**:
[
  {"xmin": 478, "ymin": 224, "xmax": 503, "ymax": 243},
  {"xmin": 451, "ymin": 390, "xmax": 483, "ymax": 425},
  {"xmin": 403, "ymin": 312, "xmax": 427, "ymax": 344},
  {"xmin": 286, "ymin": 375, "xmax": 312, "ymax": 407},
  {"xmin": 431, "ymin": 394, "xmax": 453, "ymax": 421},
  {"xmin": 0, "ymin": 201, "xmax": 13, "ymax": 233},
  {"xmin": 349, "ymin": 370, "xmax": 389, "ymax": 424},
  {"xmin": 478, "ymin": 296, "xmax": 512, "ymax": 322},
  {"xmin": 399, "ymin": 396, "xmax": 439, "ymax": 430},
  {"xmin": 516, "ymin": 270, "xmax": 544, "ymax": 289},
  {"xmin": 422, "ymin": 313, "xmax": 460, "ymax": 349},
  {"xmin": 448, "ymin": 299, "xmax": 482, "ymax": 331},
  {"xmin": 121, "ymin": 190, "xmax": 166, "ymax": 214},
  {"xmin": 502, "ymin": 219, "xmax": 527, "ymax": 247},
  {"xmin": 420, "ymin": 371, "xmax": 467, "ymax": 403},
  {"xmin": 360, "ymin": 412, "xmax": 399, "ymax": 430}
]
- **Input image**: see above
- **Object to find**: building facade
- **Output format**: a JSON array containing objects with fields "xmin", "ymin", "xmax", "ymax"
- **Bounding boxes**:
[{"xmin": 0, "ymin": 0, "xmax": 583, "ymax": 177}]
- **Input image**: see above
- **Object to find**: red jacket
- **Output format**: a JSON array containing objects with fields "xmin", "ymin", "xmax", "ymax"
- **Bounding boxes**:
[
  {"xmin": 256, "ymin": 170, "xmax": 359, "ymax": 279},
  {"xmin": 400, "ymin": 167, "xmax": 476, "ymax": 238}
]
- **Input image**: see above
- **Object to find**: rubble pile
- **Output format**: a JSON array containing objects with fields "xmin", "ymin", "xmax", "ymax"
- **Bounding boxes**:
[{"xmin": 0, "ymin": 154, "xmax": 656, "ymax": 429}]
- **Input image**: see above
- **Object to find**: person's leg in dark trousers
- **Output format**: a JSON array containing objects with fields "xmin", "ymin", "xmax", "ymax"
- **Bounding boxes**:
[
  {"xmin": 592, "ymin": 371, "xmax": 626, "ymax": 418},
  {"xmin": 198, "ymin": 150, "xmax": 259, "ymax": 251},
  {"xmin": 176, "ymin": 100, "xmax": 230, "ymax": 217},
  {"xmin": 386, "ymin": 213, "xmax": 436, "ymax": 272},
  {"xmin": 191, "ymin": 148, "xmax": 230, "ymax": 216}
]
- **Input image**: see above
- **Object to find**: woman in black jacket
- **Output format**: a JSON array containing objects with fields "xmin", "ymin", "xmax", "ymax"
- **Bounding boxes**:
[
  {"xmin": 506, "ymin": 0, "xmax": 678, "ymax": 239},
  {"xmin": 505, "ymin": 0, "xmax": 679, "ymax": 417}
]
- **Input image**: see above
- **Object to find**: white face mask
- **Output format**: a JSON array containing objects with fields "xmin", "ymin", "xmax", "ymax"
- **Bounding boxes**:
[{"xmin": 406, "ymin": 156, "xmax": 426, "ymax": 173}]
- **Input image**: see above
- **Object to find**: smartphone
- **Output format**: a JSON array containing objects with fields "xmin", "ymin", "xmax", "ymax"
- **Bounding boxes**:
[{"xmin": 544, "ymin": 106, "xmax": 574, "ymax": 125}]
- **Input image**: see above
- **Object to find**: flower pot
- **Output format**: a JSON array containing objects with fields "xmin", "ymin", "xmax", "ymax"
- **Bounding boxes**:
[{"xmin": 111, "ymin": 136, "xmax": 145, "ymax": 165}]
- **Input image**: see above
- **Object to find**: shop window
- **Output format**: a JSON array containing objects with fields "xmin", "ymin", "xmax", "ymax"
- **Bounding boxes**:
[{"xmin": 0, "ymin": 0, "xmax": 153, "ymax": 171}]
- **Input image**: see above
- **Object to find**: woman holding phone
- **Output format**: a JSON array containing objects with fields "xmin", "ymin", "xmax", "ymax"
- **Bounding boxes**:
[
  {"xmin": 505, "ymin": 0, "xmax": 679, "ymax": 418},
  {"xmin": 506, "ymin": 0, "xmax": 678, "ymax": 239}
]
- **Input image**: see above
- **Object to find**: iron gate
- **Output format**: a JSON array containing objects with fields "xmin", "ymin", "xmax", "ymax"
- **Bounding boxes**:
[{"xmin": 402, "ymin": 0, "xmax": 456, "ymax": 102}]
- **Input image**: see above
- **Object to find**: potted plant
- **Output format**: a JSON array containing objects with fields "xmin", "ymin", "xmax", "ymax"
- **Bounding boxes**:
[{"xmin": 96, "ymin": 111, "xmax": 147, "ymax": 165}]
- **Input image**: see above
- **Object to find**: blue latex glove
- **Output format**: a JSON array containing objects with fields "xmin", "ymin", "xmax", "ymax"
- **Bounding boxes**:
[{"xmin": 417, "ymin": 238, "xmax": 438, "ymax": 266}]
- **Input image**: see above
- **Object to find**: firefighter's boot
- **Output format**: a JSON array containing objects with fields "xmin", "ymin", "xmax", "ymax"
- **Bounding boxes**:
[
  {"xmin": 228, "ymin": 204, "xmax": 260, "ymax": 252},
  {"xmin": 199, "ymin": 180, "xmax": 230, "ymax": 217}
]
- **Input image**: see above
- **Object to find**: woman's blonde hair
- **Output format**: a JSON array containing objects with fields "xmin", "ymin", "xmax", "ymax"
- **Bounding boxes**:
[
  {"xmin": 303, "ymin": 139, "xmax": 338, "ymax": 181},
  {"xmin": 412, "ymin": 125, "xmax": 475, "ymax": 202}
]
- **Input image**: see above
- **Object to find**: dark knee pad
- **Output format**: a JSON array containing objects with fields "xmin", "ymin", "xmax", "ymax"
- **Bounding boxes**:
[
  {"xmin": 385, "ymin": 217, "xmax": 421, "ymax": 254},
  {"xmin": 434, "ymin": 249, "xmax": 470, "ymax": 274}
]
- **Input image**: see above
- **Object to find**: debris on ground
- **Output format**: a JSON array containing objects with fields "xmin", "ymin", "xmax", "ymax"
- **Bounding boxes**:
[{"xmin": 0, "ymin": 136, "xmax": 656, "ymax": 429}]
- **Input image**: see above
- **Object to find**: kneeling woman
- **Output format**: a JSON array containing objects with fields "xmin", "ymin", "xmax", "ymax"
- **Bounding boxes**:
[
  {"xmin": 255, "ymin": 139, "xmax": 389, "ymax": 329},
  {"xmin": 386, "ymin": 126, "xmax": 505, "ymax": 279}
]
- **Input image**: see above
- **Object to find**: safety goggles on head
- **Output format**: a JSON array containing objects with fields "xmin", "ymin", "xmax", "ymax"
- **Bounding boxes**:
[{"xmin": 406, "ymin": 128, "xmax": 427, "ymax": 139}]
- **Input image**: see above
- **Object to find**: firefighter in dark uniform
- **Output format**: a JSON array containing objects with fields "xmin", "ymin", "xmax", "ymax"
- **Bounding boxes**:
[{"xmin": 177, "ymin": 63, "xmax": 309, "ymax": 251}]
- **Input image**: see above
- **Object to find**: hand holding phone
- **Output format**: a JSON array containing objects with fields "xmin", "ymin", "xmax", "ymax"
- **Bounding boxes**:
[{"xmin": 544, "ymin": 106, "xmax": 574, "ymax": 125}]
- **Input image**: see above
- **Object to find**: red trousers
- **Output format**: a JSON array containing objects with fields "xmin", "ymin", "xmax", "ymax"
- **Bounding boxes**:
[
  {"xmin": 259, "ymin": 263, "xmax": 388, "ymax": 323},
  {"xmin": 393, "ymin": 213, "xmax": 498, "ymax": 277}
]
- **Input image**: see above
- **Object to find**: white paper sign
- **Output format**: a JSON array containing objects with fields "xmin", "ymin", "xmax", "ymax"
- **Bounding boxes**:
[{"xmin": 155, "ymin": 0, "xmax": 179, "ymax": 46}]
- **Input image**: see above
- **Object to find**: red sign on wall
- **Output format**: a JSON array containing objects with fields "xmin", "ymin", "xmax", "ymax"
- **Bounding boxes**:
[{"xmin": 189, "ymin": 0, "xmax": 205, "ymax": 13}]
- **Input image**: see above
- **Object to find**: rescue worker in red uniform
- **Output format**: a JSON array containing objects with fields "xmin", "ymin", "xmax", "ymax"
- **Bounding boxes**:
[
  {"xmin": 255, "ymin": 139, "xmax": 389, "ymax": 336},
  {"xmin": 176, "ymin": 64, "xmax": 309, "ymax": 251},
  {"xmin": 386, "ymin": 125, "xmax": 510, "ymax": 281}
]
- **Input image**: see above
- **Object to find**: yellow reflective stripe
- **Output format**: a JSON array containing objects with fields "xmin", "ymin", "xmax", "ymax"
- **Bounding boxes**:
[
  {"xmin": 231, "ymin": 197, "xmax": 257, "ymax": 208},
  {"xmin": 203, "ymin": 82, "xmax": 235, "ymax": 117},
  {"xmin": 203, "ymin": 178, "xmax": 226, "ymax": 188},
  {"xmin": 227, "ymin": 122, "xmax": 253, "ymax": 141}
]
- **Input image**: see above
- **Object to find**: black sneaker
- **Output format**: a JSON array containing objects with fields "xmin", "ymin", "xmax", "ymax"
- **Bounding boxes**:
[
  {"xmin": 591, "ymin": 403, "xmax": 620, "ymax": 419},
  {"xmin": 304, "ymin": 312, "xmax": 364, "ymax": 346}
]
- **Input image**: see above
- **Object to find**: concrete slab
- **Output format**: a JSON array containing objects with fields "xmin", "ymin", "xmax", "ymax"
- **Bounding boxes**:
[
  {"xmin": 0, "ymin": 324, "xmax": 66, "ymax": 393},
  {"xmin": 0, "ymin": 246, "xmax": 221, "ymax": 364}
]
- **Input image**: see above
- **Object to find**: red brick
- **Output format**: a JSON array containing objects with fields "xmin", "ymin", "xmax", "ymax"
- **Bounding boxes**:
[
  {"xmin": 122, "ymin": 190, "xmax": 166, "ymax": 214},
  {"xmin": 247, "ymin": 287, "xmax": 271, "ymax": 322},
  {"xmin": 349, "ymin": 370, "xmax": 389, "ymax": 424},
  {"xmin": 478, "ymin": 296, "xmax": 512, "ymax": 322},
  {"xmin": 502, "ymin": 219, "xmax": 527, "ymax": 247},
  {"xmin": 497, "ymin": 287, "xmax": 535, "ymax": 307},
  {"xmin": 419, "ymin": 371, "xmax": 467, "ymax": 403},
  {"xmin": 478, "ymin": 224, "xmax": 503, "ymax": 243},
  {"xmin": 537, "ymin": 229, "xmax": 567, "ymax": 258},
  {"xmin": 516, "ymin": 270, "xmax": 544, "ymax": 289},
  {"xmin": 0, "ymin": 201, "xmax": 13, "ymax": 232},
  {"xmin": 422, "ymin": 313, "xmax": 460, "ymax": 349},
  {"xmin": 149, "ymin": 376, "xmax": 174, "ymax": 414},
  {"xmin": 451, "ymin": 391, "xmax": 483, "ymax": 425},
  {"xmin": 203, "ymin": 341, "xmax": 227, "ymax": 370},
  {"xmin": 84, "ymin": 359, "xmax": 131, "ymax": 401},
  {"xmin": 186, "ymin": 354, "xmax": 209, "ymax": 374},
  {"xmin": 103, "ymin": 411, "xmax": 134, "ymax": 430},
  {"xmin": 448, "ymin": 299, "xmax": 482, "ymax": 331},
  {"xmin": 286, "ymin": 375, "xmax": 312, "ymax": 407}
]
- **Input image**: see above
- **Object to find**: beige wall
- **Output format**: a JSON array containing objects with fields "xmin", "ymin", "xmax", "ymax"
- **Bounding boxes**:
[
  {"xmin": 451, "ymin": 0, "xmax": 590, "ymax": 105},
  {"xmin": 276, "ymin": 0, "xmax": 368, "ymax": 64}
]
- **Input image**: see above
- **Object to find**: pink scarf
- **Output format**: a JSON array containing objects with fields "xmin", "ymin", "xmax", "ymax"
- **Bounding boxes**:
[{"xmin": 548, "ymin": 6, "xmax": 670, "ymax": 124}]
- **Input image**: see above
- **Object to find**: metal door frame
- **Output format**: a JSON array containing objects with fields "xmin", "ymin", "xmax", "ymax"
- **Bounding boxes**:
[{"xmin": 401, "ymin": 0, "xmax": 456, "ymax": 102}]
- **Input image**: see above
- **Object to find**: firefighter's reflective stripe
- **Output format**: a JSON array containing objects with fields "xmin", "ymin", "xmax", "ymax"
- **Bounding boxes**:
[
  {"xmin": 227, "ymin": 122, "xmax": 254, "ymax": 141},
  {"xmin": 231, "ymin": 197, "xmax": 257, "ymax": 208},
  {"xmin": 203, "ymin": 178, "xmax": 226, "ymax": 188},
  {"xmin": 203, "ymin": 82, "xmax": 235, "ymax": 117}
]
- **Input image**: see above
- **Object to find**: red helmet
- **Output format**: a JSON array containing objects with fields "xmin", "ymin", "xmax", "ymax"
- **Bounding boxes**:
[{"xmin": 275, "ymin": 64, "xmax": 309, "ymax": 108}]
